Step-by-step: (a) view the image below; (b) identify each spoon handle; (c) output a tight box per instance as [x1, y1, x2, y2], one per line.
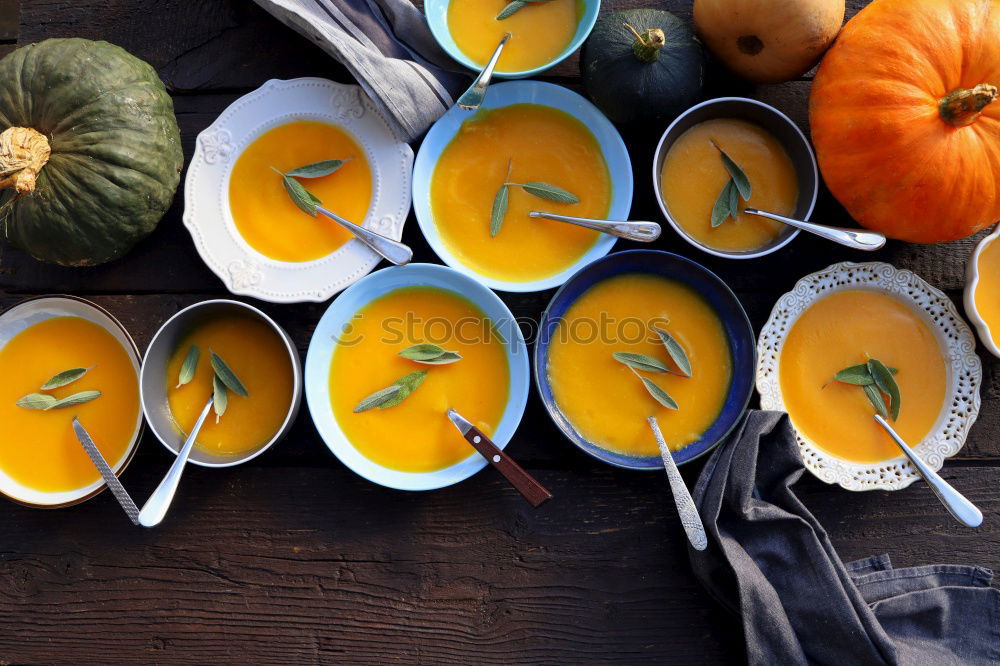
[874, 414, 983, 528]
[529, 211, 661, 242]
[316, 207, 412, 266]
[743, 208, 886, 251]
[648, 417, 708, 551]
[138, 398, 214, 528]
[456, 32, 510, 111]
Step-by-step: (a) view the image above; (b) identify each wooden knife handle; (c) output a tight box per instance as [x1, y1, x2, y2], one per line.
[461, 425, 552, 507]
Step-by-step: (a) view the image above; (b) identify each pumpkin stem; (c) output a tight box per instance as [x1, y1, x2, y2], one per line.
[624, 23, 665, 64]
[939, 84, 998, 127]
[0, 127, 50, 195]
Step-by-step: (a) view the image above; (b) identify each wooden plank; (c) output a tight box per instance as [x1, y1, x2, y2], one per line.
[0, 464, 995, 664]
[0, 0, 18, 42]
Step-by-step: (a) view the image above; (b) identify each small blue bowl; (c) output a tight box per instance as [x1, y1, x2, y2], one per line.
[305, 263, 530, 491]
[533, 249, 756, 470]
[413, 80, 633, 293]
[425, 0, 600, 79]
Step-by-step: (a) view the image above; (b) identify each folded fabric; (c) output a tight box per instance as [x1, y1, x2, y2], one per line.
[252, 0, 469, 142]
[690, 410, 999, 665]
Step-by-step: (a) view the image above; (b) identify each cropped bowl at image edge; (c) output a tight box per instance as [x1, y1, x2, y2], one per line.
[963, 226, 1000, 358]
[413, 80, 633, 293]
[534, 249, 757, 470]
[305, 263, 531, 491]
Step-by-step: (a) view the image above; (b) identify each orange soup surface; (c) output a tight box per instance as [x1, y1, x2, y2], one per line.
[974, 236, 1000, 343]
[229, 121, 372, 262]
[431, 104, 611, 283]
[329, 287, 509, 472]
[166, 314, 294, 456]
[448, 0, 579, 73]
[547, 274, 733, 456]
[0, 317, 139, 493]
[660, 118, 797, 252]
[779, 291, 947, 463]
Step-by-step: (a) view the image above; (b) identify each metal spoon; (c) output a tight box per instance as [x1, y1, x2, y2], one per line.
[529, 212, 661, 242]
[648, 416, 708, 550]
[744, 208, 886, 251]
[874, 414, 983, 528]
[138, 397, 214, 528]
[456, 33, 511, 111]
[317, 207, 412, 265]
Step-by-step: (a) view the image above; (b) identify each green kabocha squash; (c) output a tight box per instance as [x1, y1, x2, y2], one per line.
[581, 9, 705, 125]
[0, 38, 183, 266]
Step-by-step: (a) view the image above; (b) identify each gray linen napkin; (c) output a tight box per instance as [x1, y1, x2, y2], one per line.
[691, 410, 999, 665]
[252, 0, 469, 141]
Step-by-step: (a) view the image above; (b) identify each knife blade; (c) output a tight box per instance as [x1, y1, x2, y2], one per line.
[447, 408, 552, 507]
[72, 418, 140, 525]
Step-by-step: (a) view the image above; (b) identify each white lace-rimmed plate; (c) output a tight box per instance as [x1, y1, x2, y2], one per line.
[184, 78, 413, 303]
[757, 261, 982, 492]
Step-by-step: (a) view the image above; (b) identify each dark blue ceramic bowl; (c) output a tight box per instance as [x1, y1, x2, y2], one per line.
[533, 250, 756, 469]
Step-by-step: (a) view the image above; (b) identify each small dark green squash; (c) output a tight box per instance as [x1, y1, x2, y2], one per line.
[0, 38, 183, 266]
[581, 9, 705, 125]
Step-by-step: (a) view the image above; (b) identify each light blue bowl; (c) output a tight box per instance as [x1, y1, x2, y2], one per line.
[534, 250, 756, 470]
[413, 80, 633, 293]
[304, 263, 530, 491]
[425, 0, 600, 78]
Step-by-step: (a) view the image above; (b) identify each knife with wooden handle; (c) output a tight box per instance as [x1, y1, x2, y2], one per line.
[447, 408, 552, 507]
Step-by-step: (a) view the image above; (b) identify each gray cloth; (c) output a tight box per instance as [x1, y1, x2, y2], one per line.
[252, 0, 469, 142]
[691, 410, 1000, 665]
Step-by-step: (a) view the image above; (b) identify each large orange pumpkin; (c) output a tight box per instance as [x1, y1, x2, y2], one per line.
[810, 0, 1000, 244]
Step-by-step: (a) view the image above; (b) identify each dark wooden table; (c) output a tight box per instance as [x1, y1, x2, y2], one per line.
[1, 0, 997, 663]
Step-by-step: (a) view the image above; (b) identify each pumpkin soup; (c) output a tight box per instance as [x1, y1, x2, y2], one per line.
[229, 121, 372, 263]
[974, 237, 1000, 340]
[660, 118, 797, 252]
[779, 291, 947, 463]
[166, 313, 294, 456]
[431, 104, 611, 282]
[547, 274, 732, 456]
[329, 287, 509, 472]
[448, 0, 579, 73]
[0, 317, 139, 493]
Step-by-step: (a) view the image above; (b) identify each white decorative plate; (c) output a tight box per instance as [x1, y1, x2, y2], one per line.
[757, 261, 982, 492]
[184, 78, 413, 303]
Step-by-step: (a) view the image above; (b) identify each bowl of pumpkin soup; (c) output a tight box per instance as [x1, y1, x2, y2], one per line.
[964, 227, 1000, 358]
[305, 263, 529, 491]
[141, 300, 302, 467]
[425, 0, 599, 78]
[757, 262, 982, 492]
[413, 81, 632, 292]
[0, 296, 143, 508]
[185, 77, 413, 304]
[535, 250, 756, 470]
[653, 97, 818, 259]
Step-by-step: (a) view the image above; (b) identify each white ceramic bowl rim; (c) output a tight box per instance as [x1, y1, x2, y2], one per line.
[963, 226, 1000, 357]
[304, 263, 531, 491]
[412, 80, 633, 292]
[0, 296, 144, 508]
[652, 96, 818, 260]
[140, 299, 303, 468]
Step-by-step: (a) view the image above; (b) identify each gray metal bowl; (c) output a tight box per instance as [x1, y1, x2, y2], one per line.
[140, 299, 302, 467]
[652, 97, 819, 259]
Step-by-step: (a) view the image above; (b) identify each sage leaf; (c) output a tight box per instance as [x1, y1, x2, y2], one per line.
[210, 351, 249, 397]
[379, 371, 428, 409]
[863, 383, 889, 419]
[640, 377, 679, 410]
[398, 344, 463, 365]
[713, 141, 752, 201]
[176, 345, 200, 389]
[16, 393, 57, 410]
[271, 166, 322, 216]
[653, 328, 692, 377]
[613, 351, 670, 373]
[490, 184, 509, 237]
[49, 391, 101, 410]
[353, 384, 403, 413]
[285, 158, 350, 179]
[834, 364, 874, 386]
[496, 0, 527, 19]
[213, 375, 228, 423]
[521, 182, 580, 204]
[711, 180, 736, 228]
[868, 359, 901, 421]
[728, 177, 740, 219]
[40, 367, 90, 391]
